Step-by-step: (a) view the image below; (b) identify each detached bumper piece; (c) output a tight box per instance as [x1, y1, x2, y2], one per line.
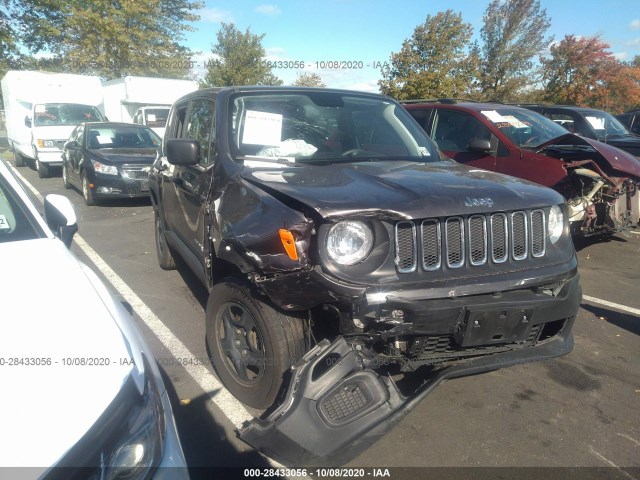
[239, 321, 575, 467]
[239, 337, 406, 467]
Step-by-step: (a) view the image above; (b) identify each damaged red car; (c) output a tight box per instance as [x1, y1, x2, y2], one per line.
[403, 100, 640, 237]
[150, 87, 581, 466]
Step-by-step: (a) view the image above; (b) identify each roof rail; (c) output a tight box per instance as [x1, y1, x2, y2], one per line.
[399, 98, 480, 105]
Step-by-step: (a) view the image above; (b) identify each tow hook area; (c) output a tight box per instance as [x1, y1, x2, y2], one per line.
[238, 337, 407, 467]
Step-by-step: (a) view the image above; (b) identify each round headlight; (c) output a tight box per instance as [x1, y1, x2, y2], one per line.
[326, 221, 373, 265]
[548, 205, 564, 244]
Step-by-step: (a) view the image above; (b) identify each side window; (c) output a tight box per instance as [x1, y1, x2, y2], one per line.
[162, 103, 188, 157]
[630, 115, 640, 135]
[547, 113, 575, 133]
[185, 99, 215, 166]
[432, 109, 490, 152]
[133, 112, 141, 124]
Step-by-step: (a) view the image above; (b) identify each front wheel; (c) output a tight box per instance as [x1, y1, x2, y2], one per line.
[82, 173, 96, 206]
[37, 159, 50, 178]
[154, 206, 176, 270]
[206, 279, 305, 409]
[13, 149, 25, 167]
[62, 162, 71, 189]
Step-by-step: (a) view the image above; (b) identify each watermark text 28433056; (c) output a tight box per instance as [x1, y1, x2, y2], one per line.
[265, 60, 390, 70]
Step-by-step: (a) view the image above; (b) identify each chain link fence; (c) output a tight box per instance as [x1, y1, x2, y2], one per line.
[0, 110, 9, 156]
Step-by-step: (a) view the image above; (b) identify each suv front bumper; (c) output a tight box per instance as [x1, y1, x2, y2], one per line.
[240, 316, 575, 467]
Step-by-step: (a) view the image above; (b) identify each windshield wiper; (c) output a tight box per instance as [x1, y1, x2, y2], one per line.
[238, 155, 298, 165]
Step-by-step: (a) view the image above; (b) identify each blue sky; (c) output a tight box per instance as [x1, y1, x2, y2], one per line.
[186, 0, 640, 91]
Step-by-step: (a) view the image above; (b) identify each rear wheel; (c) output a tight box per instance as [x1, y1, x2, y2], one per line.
[206, 279, 305, 409]
[82, 173, 96, 206]
[154, 206, 176, 270]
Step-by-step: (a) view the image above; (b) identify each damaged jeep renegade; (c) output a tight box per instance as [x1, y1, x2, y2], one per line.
[150, 87, 581, 466]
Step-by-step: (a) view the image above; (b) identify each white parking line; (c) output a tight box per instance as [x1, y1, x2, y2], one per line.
[8, 164, 253, 430]
[583, 295, 640, 317]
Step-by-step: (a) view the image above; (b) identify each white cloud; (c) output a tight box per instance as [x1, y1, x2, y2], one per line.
[199, 7, 234, 23]
[629, 37, 640, 47]
[630, 19, 640, 30]
[265, 47, 287, 61]
[255, 4, 281, 16]
[613, 51, 628, 61]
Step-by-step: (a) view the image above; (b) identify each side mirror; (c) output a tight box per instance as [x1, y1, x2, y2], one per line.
[468, 138, 492, 154]
[65, 140, 80, 150]
[24, 116, 32, 128]
[44, 194, 78, 248]
[166, 138, 200, 166]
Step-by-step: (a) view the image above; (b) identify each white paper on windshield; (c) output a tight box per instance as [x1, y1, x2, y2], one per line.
[242, 110, 283, 146]
[147, 114, 156, 122]
[96, 135, 112, 145]
[481, 110, 509, 123]
[585, 116, 605, 130]
[0, 214, 10, 230]
[501, 115, 529, 128]
[418, 147, 431, 156]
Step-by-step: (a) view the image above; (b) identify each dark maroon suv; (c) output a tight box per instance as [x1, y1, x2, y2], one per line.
[403, 100, 640, 237]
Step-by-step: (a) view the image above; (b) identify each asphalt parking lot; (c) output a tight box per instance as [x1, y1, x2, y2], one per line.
[3, 154, 640, 479]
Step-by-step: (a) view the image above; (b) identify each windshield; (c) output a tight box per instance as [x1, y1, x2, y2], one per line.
[479, 108, 569, 148]
[34, 104, 104, 127]
[87, 125, 161, 149]
[229, 91, 440, 165]
[582, 110, 631, 139]
[144, 108, 169, 128]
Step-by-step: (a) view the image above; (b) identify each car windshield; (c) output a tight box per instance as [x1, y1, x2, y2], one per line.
[87, 125, 161, 149]
[0, 172, 45, 243]
[581, 110, 631, 139]
[229, 91, 440, 165]
[144, 108, 169, 128]
[34, 103, 104, 127]
[479, 107, 569, 148]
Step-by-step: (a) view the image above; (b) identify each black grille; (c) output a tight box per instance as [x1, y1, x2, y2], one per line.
[395, 221, 417, 272]
[395, 210, 547, 273]
[319, 383, 368, 424]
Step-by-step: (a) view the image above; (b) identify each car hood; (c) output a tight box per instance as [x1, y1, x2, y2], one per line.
[540, 134, 640, 177]
[32, 125, 75, 140]
[0, 239, 133, 468]
[241, 160, 564, 219]
[89, 148, 157, 164]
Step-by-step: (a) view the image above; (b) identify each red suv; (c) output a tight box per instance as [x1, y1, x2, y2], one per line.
[403, 100, 640, 237]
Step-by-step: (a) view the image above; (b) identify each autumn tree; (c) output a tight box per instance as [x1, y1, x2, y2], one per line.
[12, 0, 201, 79]
[540, 35, 620, 107]
[378, 10, 479, 100]
[201, 23, 282, 87]
[479, 0, 552, 101]
[292, 72, 325, 87]
[0, 1, 23, 108]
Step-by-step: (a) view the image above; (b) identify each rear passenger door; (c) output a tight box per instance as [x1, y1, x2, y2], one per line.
[163, 97, 216, 267]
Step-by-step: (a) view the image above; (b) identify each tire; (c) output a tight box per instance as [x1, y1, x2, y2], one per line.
[37, 159, 50, 178]
[154, 206, 176, 270]
[13, 149, 25, 167]
[62, 162, 71, 189]
[206, 279, 305, 409]
[82, 173, 96, 206]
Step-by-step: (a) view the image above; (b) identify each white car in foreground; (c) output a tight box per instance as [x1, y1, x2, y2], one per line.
[0, 158, 188, 479]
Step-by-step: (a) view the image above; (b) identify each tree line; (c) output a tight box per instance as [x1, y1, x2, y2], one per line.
[1, 0, 638, 113]
[379, 1, 640, 113]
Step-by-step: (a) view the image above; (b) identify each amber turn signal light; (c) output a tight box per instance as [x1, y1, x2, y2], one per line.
[279, 229, 298, 260]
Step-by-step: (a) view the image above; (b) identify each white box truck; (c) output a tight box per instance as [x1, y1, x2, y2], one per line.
[102, 76, 198, 137]
[1, 70, 106, 177]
